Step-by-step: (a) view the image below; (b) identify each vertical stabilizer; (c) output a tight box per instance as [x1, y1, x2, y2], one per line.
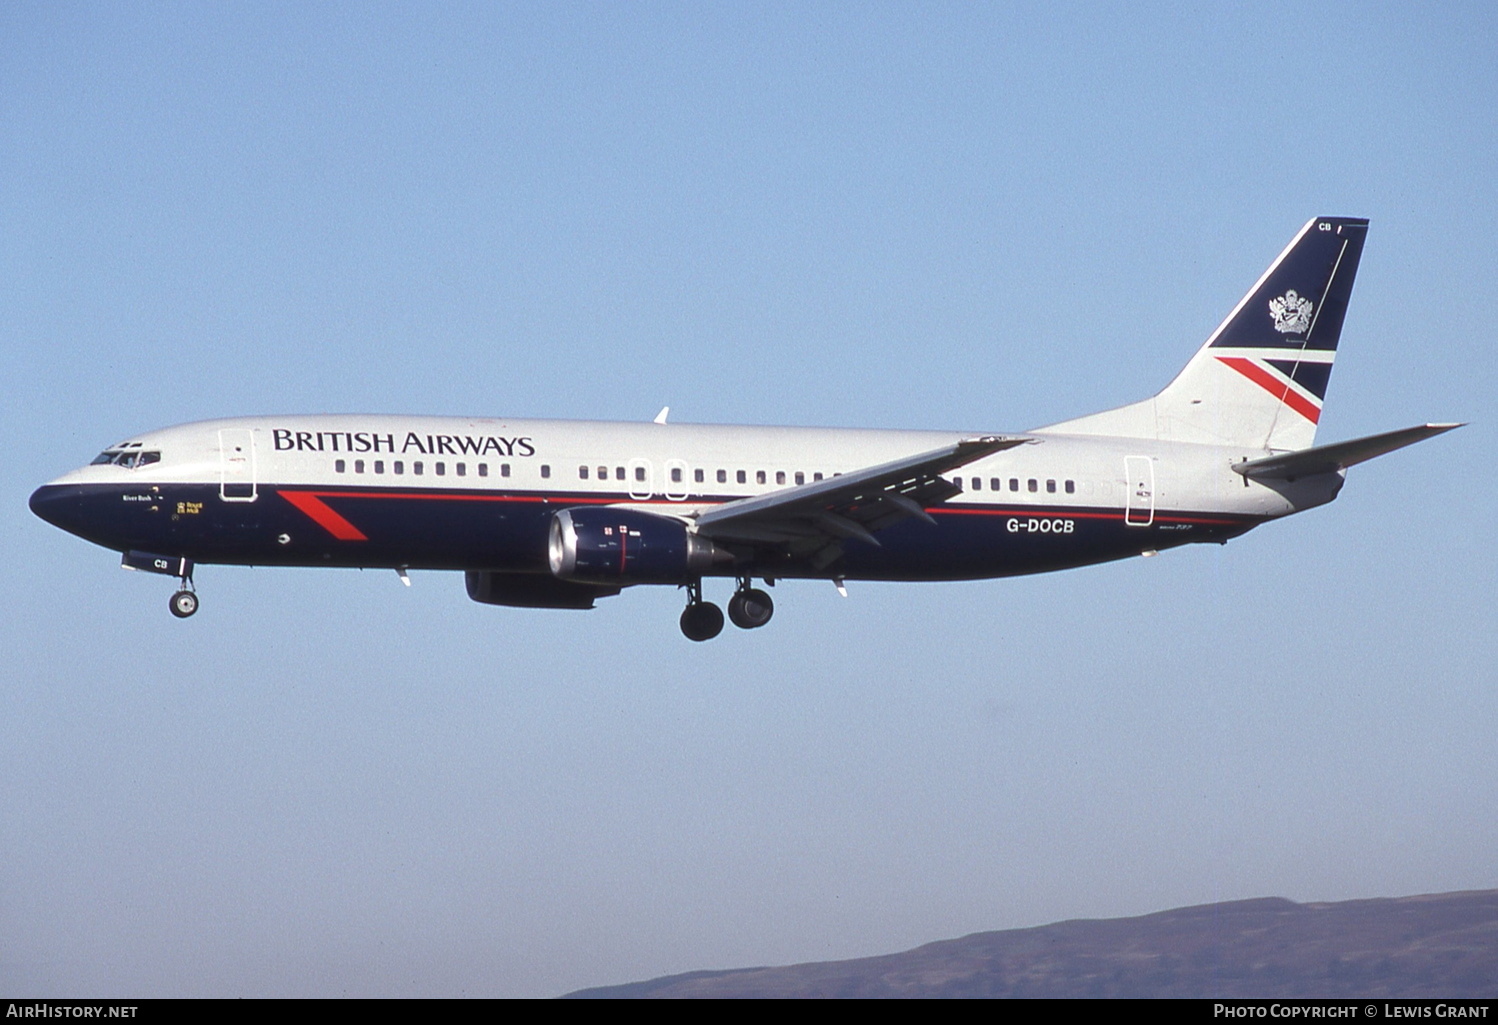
[1041, 217, 1368, 451]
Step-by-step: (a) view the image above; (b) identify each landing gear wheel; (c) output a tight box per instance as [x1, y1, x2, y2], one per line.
[727, 588, 774, 630]
[169, 590, 199, 619]
[680, 601, 724, 641]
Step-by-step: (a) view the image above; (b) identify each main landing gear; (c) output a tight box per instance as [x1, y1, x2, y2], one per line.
[679, 578, 775, 641]
[680, 588, 724, 642]
[727, 584, 774, 630]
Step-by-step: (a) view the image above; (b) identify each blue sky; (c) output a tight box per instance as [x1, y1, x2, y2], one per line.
[3, 2, 1494, 997]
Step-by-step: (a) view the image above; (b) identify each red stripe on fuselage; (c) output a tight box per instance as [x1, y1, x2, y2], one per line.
[277, 486, 1253, 538]
[1215, 356, 1321, 424]
[277, 490, 370, 540]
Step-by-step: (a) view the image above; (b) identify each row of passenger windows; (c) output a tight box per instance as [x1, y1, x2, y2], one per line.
[332, 458, 1078, 498]
[334, 459, 511, 477]
[582, 466, 826, 486]
[963, 477, 1076, 494]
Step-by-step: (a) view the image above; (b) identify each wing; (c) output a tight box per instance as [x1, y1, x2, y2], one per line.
[692, 435, 1029, 570]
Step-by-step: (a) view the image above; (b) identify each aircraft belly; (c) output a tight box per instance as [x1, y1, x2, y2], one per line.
[758, 505, 1259, 582]
[35, 483, 1263, 580]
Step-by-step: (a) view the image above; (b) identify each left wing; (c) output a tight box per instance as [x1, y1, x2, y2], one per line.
[692, 435, 1029, 569]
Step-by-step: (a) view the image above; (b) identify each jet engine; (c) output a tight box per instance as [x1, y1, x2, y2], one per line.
[549, 507, 728, 585]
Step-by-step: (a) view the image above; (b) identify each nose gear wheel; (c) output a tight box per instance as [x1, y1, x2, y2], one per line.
[169, 589, 199, 618]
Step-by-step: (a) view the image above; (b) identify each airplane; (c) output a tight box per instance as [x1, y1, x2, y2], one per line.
[30, 216, 1462, 640]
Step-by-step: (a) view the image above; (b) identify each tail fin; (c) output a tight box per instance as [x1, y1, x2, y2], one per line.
[1041, 217, 1369, 451]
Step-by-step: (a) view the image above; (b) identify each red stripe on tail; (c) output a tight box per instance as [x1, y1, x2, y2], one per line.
[1215, 356, 1321, 424]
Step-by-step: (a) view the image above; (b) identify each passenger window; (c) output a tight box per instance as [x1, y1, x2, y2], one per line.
[1028, 479, 1038, 493]
[541, 465, 551, 479]
[736, 470, 746, 484]
[814, 472, 823, 481]
[671, 467, 683, 483]
[501, 463, 511, 477]
[971, 477, 981, 490]
[775, 471, 785, 485]
[694, 468, 705, 483]
[579, 466, 589, 479]
[414, 462, 424, 475]
[374, 460, 384, 474]
[435, 462, 445, 475]
[456, 463, 466, 476]
[990, 478, 1001, 491]
[635, 466, 646, 482]
[1010, 478, 1019, 492]
[597, 467, 607, 479]
[615, 466, 624, 480]
[756, 470, 766, 485]
[479, 464, 488, 477]
[717, 469, 727, 484]
[1046, 479, 1056, 493]
[354, 460, 365, 474]
[335, 459, 346, 473]
[394, 461, 404, 475]
[1065, 480, 1075, 494]
[795, 472, 805, 485]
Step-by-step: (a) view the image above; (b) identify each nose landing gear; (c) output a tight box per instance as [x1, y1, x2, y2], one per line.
[168, 564, 198, 619]
[169, 587, 199, 618]
[121, 550, 199, 618]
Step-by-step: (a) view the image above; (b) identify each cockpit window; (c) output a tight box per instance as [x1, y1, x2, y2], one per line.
[90, 449, 161, 468]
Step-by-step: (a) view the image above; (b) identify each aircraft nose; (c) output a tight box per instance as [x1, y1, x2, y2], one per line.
[30, 484, 86, 536]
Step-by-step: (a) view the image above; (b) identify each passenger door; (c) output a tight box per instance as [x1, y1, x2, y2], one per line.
[219, 429, 258, 501]
[1124, 456, 1154, 527]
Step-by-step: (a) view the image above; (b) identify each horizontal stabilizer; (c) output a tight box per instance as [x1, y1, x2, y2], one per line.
[1233, 423, 1464, 481]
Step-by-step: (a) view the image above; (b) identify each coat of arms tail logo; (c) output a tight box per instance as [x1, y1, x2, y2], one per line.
[1269, 290, 1313, 334]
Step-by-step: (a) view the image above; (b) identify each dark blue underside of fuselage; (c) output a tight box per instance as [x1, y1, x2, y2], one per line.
[30, 483, 1262, 582]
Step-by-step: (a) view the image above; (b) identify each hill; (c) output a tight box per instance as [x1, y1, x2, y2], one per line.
[564, 890, 1498, 998]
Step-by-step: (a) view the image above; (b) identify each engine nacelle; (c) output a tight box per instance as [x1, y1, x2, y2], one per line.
[465, 570, 618, 609]
[549, 507, 728, 585]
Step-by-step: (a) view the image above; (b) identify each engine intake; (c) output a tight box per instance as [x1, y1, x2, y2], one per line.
[549, 507, 728, 585]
